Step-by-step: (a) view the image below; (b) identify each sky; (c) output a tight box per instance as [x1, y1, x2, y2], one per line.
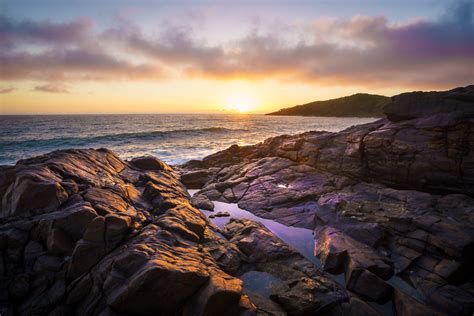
[0, 0, 473, 114]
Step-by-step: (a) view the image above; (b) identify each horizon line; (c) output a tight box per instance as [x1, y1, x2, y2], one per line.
[0, 111, 269, 116]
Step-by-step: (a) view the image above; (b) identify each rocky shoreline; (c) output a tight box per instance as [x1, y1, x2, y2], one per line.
[1, 85, 473, 315]
[181, 85, 474, 315]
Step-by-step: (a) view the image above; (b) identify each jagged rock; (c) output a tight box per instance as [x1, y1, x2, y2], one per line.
[345, 269, 393, 303]
[315, 227, 392, 279]
[183, 274, 252, 316]
[181, 86, 474, 315]
[0, 149, 254, 315]
[180, 170, 211, 189]
[183, 87, 474, 196]
[2, 86, 474, 315]
[224, 219, 349, 315]
[393, 289, 444, 316]
[1, 169, 69, 218]
[209, 211, 229, 218]
[323, 294, 382, 316]
[191, 194, 215, 211]
[383, 85, 474, 122]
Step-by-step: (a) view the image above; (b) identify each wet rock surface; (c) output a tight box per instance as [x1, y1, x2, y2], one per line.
[182, 86, 474, 315]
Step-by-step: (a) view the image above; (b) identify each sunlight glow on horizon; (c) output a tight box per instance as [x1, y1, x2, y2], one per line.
[225, 95, 258, 113]
[0, 0, 472, 114]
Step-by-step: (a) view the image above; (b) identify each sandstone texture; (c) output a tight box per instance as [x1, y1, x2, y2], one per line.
[181, 86, 474, 315]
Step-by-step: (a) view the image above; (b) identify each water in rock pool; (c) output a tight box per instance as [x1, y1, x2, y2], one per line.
[240, 271, 283, 298]
[188, 190, 410, 315]
[0, 114, 376, 165]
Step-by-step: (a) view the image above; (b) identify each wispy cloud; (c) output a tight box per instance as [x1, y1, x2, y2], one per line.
[33, 83, 70, 93]
[0, 87, 15, 94]
[1, 0, 473, 89]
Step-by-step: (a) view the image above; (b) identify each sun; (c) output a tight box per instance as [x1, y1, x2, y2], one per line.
[225, 95, 256, 113]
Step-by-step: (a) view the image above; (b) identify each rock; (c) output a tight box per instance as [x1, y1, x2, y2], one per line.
[191, 194, 215, 211]
[224, 219, 349, 314]
[315, 227, 393, 279]
[183, 88, 474, 197]
[323, 295, 382, 316]
[345, 269, 393, 303]
[393, 289, 444, 316]
[180, 169, 212, 189]
[33, 255, 63, 273]
[180, 86, 474, 315]
[129, 156, 167, 171]
[209, 211, 230, 218]
[270, 277, 346, 316]
[8, 274, 30, 300]
[383, 85, 474, 122]
[24, 240, 44, 269]
[2, 86, 474, 315]
[0, 149, 253, 315]
[183, 273, 250, 315]
[1, 169, 68, 218]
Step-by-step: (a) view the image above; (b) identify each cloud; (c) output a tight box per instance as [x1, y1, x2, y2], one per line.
[33, 83, 70, 93]
[0, 48, 163, 81]
[0, 16, 93, 48]
[0, 87, 15, 94]
[1, 0, 473, 89]
[0, 15, 163, 81]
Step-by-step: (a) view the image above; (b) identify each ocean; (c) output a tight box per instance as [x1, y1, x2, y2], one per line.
[0, 114, 377, 166]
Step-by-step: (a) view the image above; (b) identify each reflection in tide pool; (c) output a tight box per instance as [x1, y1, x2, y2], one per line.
[201, 200, 318, 263]
[240, 271, 282, 298]
[188, 190, 346, 286]
[189, 190, 396, 315]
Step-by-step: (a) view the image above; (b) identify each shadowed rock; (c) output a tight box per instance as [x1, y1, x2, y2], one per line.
[224, 218, 349, 315]
[383, 85, 474, 122]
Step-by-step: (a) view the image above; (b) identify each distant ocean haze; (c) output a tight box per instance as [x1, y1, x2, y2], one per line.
[0, 114, 377, 165]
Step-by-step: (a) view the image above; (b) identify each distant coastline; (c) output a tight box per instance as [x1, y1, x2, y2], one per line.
[267, 93, 390, 117]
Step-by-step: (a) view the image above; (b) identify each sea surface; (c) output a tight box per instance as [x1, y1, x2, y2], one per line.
[0, 114, 377, 166]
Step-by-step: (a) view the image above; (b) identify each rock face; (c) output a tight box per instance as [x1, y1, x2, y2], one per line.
[182, 86, 474, 315]
[0, 149, 256, 315]
[223, 218, 352, 316]
[383, 85, 474, 121]
[0, 149, 358, 316]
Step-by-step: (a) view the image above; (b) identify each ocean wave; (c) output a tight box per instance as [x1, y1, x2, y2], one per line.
[1, 127, 249, 148]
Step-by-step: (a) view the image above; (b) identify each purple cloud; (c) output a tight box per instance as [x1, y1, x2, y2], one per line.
[0, 16, 92, 48]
